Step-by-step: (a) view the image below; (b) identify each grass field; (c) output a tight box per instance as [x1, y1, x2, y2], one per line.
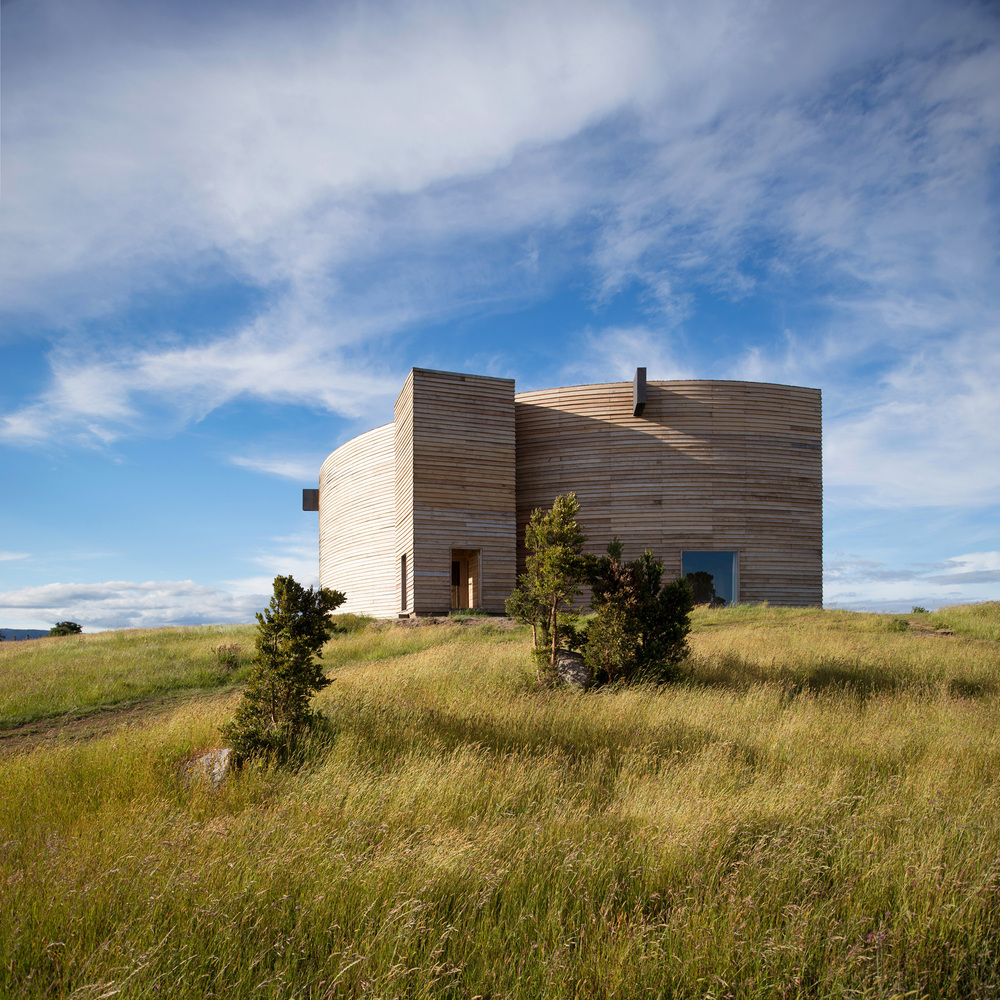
[0, 624, 253, 728]
[2, 603, 999, 998]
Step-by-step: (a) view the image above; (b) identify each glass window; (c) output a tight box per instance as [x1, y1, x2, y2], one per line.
[681, 551, 738, 606]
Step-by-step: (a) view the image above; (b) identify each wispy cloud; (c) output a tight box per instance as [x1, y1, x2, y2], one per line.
[824, 327, 1000, 506]
[0, 303, 402, 446]
[0, 552, 30, 562]
[561, 326, 694, 385]
[5, 1, 996, 411]
[230, 455, 324, 482]
[0, 529, 327, 630]
[232, 532, 321, 593]
[1, 0, 658, 319]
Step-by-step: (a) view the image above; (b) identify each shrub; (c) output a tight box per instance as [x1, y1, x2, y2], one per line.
[221, 575, 346, 764]
[584, 539, 694, 684]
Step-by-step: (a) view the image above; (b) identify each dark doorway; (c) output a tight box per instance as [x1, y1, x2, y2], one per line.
[450, 549, 481, 609]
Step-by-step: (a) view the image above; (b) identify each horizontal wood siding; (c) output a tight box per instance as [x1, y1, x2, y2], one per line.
[407, 369, 517, 615]
[318, 423, 398, 618]
[514, 380, 822, 606]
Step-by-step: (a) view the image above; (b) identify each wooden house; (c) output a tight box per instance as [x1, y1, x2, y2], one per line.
[305, 367, 822, 615]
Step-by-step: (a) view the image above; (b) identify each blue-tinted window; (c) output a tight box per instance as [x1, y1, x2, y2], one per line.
[681, 551, 738, 605]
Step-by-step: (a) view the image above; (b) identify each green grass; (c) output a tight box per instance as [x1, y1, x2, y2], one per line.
[2, 604, 1000, 998]
[933, 600, 1000, 640]
[0, 624, 256, 728]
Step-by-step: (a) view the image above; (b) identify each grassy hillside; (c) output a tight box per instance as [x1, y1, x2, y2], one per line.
[0, 624, 255, 729]
[2, 603, 999, 998]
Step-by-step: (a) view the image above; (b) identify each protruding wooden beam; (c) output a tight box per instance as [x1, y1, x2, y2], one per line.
[302, 488, 319, 511]
[632, 367, 647, 417]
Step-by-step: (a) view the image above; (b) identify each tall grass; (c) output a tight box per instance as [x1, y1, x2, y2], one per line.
[2, 607, 1000, 997]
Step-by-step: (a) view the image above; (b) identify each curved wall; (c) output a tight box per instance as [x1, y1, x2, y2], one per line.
[514, 380, 822, 606]
[318, 422, 399, 618]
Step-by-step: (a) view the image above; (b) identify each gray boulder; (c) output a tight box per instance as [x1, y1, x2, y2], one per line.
[181, 748, 232, 789]
[554, 649, 595, 689]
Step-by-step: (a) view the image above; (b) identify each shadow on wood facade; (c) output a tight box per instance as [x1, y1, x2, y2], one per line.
[310, 367, 822, 616]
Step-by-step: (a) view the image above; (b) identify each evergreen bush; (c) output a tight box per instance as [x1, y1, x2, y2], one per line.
[584, 539, 693, 684]
[507, 500, 693, 688]
[505, 493, 587, 684]
[221, 575, 345, 764]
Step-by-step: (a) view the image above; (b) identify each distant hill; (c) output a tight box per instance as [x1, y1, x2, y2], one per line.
[1, 628, 48, 641]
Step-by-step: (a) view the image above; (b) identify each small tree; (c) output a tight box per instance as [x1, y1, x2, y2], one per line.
[506, 493, 587, 683]
[584, 539, 693, 684]
[49, 621, 83, 636]
[221, 575, 345, 763]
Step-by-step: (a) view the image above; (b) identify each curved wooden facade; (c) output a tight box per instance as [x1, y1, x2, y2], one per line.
[318, 423, 398, 619]
[514, 380, 822, 606]
[313, 369, 822, 613]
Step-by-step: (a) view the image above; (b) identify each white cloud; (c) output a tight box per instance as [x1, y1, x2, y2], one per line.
[1, 0, 660, 318]
[6, 0, 993, 332]
[0, 533, 327, 630]
[0, 552, 30, 562]
[925, 552, 1000, 585]
[0, 579, 267, 630]
[233, 532, 320, 593]
[0, 530, 321, 631]
[824, 328, 1000, 507]
[0, 306, 402, 445]
[824, 550, 1000, 610]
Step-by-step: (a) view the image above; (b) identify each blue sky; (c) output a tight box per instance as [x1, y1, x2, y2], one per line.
[2, 0, 998, 629]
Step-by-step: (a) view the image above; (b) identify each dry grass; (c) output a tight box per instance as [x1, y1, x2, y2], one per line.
[2, 605, 999, 998]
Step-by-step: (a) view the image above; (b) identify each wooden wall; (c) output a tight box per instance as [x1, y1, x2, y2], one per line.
[514, 380, 822, 606]
[394, 373, 415, 613]
[398, 369, 517, 615]
[318, 422, 399, 618]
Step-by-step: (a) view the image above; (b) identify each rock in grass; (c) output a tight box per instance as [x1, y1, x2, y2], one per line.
[181, 748, 232, 789]
[554, 649, 594, 689]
